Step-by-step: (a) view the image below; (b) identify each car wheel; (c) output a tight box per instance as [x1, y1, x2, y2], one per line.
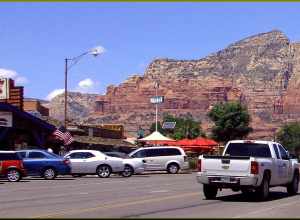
[287, 172, 299, 196]
[167, 163, 179, 174]
[43, 168, 56, 180]
[203, 184, 218, 200]
[255, 174, 270, 201]
[7, 169, 21, 182]
[97, 165, 112, 178]
[122, 165, 134, 177]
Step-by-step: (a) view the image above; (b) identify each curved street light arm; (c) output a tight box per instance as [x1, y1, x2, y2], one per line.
[67, 51, 90, 70]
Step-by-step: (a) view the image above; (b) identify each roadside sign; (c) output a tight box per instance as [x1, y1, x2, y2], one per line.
[162, 122, 176, 129]
[150, 96, 164, 104]
[0, 78, 9, 100]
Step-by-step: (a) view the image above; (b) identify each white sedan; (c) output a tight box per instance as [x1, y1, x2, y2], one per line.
[64, 150, 124, 178]
[105, 151, 146, 177]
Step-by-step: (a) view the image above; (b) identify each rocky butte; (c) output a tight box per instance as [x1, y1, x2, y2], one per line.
[49, 30, 300, 139]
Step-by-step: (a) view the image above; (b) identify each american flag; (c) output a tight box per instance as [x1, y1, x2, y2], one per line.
[53, 126, 74, 146]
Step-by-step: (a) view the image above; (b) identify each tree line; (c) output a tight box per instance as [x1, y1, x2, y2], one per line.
[146, 101, 300, 155]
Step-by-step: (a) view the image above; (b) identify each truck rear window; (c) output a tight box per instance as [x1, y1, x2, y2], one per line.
[225, 143, 271, 158]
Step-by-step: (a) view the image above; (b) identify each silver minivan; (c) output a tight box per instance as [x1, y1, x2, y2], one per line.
[128, 146, 189, 174]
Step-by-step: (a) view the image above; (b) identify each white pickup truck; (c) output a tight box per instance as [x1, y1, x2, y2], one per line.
[197, 140, 299, 200]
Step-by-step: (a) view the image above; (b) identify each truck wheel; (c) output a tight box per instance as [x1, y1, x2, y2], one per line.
[203, 184, 218, 200]
[256, 174, 269, 201]
[287, 172, 299, 196]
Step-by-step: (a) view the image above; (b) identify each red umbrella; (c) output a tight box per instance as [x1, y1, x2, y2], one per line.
[176, 138, 196, 146]
[176, 138, 218, 152]
[194, 138, 218, 146]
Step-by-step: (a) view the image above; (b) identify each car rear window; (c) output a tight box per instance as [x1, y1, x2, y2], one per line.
[0, 152, 21, 160]
[28, 152, 47, 159]
[161, 148, 181, 156]
[225, 143, 271, 158]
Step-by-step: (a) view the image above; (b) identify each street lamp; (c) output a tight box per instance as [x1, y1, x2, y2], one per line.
[64, 46, 105, 128]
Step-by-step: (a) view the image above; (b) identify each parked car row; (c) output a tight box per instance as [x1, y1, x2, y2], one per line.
[0, 146, 190, 182]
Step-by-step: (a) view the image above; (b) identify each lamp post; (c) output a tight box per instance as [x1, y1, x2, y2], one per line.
[64, 46, 105, 128]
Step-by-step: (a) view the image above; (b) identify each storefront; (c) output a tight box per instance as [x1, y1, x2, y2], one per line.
[0, 102, 56, 150]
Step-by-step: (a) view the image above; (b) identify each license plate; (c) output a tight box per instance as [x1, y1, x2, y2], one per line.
[221, 176, 231, 182]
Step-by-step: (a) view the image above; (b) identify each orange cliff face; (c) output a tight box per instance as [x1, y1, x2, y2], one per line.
[49, 30, 300, 139]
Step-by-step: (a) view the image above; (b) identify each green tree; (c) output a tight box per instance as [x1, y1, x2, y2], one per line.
[208, 102, 252, 143]
[276, 122, 300, 153]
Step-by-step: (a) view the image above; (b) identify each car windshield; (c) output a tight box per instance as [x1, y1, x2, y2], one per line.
[225, 143, 272, 158]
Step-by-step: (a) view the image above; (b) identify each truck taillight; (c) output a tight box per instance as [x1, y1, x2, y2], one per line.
[251, 161, 259, 174]
[20, 162, 24, 169]
[197, 159, 202, 172]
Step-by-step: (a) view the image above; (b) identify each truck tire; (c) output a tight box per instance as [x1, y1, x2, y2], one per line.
[203, 184, 218, 200]
[287, 171, 299, 196]
[255, 174, 269, 201]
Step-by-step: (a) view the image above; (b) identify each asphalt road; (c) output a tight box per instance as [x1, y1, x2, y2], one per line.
[1, 172, 300, 218]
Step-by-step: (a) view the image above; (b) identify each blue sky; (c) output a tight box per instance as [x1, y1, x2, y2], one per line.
[1, 2, 300, 100]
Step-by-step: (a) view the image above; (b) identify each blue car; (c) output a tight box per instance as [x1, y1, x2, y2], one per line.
[17, 149, 71, 180]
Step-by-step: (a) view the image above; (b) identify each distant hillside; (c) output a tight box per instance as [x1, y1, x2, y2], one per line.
[49, 30, 300, 139]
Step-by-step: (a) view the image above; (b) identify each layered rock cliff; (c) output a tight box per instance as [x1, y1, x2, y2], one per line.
[50, 30, 300, 139]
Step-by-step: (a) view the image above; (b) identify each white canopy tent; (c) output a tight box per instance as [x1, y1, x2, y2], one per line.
[139, 131, 174, 141]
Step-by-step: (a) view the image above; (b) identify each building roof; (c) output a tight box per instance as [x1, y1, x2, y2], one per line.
[0, 102, 55, 132]
[73, 135, 136, 147]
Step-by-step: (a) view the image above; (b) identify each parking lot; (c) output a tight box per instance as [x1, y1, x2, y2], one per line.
[1, 172, 300, 218]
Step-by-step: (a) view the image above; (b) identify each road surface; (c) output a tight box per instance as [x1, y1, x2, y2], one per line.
[1, 172, 300, 218]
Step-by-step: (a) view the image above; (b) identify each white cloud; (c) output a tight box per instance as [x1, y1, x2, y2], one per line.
[46, 78, 100, 100]
[75, 78, 100, 93]
[46, 88, 64, 100]
[78, 78, 94, 89]
[0, 68, 29, 85]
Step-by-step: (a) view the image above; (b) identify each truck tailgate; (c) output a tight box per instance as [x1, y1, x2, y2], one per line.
[202, 155, 251, 176]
